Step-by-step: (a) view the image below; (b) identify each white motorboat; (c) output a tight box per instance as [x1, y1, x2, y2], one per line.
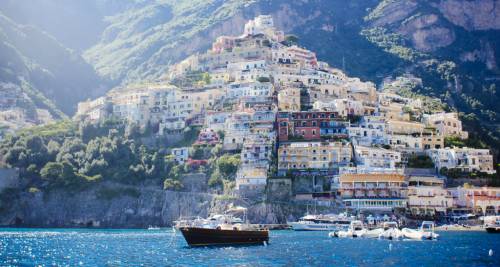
[329, 220, 366, 238]
[362, 227, 384, 238]
[290, 213, 353, 231]
[379, 222, 402, 240]
[147, 226, 161, 230]
[402, 221, 439, 240]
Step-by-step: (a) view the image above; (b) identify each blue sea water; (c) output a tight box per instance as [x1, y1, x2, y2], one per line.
[0, 228, 499, 266]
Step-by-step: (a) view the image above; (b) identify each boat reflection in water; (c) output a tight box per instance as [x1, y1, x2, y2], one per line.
[176, 206, 269, 247]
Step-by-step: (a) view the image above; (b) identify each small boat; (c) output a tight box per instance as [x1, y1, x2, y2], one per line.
[147, 226, 160, 230]
[363, 227, 384, 238]
[484, 216, 500, 233]
[379, 222, 402, 240]
[329, 220, 366, 238]
[290, 213, 353, 231]
[402, 221, 439, 240]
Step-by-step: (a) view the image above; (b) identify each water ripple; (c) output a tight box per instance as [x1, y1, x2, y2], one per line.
[0, 229, 498, 266]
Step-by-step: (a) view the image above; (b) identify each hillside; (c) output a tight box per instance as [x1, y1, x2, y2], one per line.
[82, 0, 500, 155]
[0, 10, 112, 136]
[0, 0, 498, 154]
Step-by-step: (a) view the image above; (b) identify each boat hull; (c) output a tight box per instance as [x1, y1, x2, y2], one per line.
[180, 227, 269, 247]
[485, 227, 500, 233]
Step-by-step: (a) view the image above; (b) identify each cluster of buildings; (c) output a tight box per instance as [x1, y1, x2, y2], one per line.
[75, 16, 498, 216]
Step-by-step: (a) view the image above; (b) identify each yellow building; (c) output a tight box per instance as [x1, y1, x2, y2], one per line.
[338, 173, 407, 210]
[278, 87, 301, 111]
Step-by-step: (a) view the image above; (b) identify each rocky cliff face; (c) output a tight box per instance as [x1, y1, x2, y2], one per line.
[437, 0, 500, 31]
[1, 184, 214, 228]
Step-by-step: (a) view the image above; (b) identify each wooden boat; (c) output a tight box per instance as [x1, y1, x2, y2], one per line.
[180, 227, 269, 247]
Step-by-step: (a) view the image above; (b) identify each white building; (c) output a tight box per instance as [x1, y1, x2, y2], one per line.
[313, 98, 364, 116]
[243, 15, 284, 42]
[354, 145, 402, 169]
[348, 116, 387, 146]
[427, 147, 496, 174]
[226, 82, 273, 99]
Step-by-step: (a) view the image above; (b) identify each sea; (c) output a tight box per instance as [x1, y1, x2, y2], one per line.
[0, 228, 499, 266]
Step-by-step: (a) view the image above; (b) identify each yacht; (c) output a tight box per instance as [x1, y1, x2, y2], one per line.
[177, 207, 269, 247]
[402, 221, 439, 240]
[379, 222, 403, 240]
[329, 220, 366, 238]
[290, 213, 353, 231]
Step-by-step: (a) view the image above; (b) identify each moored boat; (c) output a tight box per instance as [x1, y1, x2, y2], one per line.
[290, 213, 353, 231]
[483, 216, 500, 233]
[362, 227, 384, 239]
[379, 222, 402, 240]
[179, 226, 269, 247]
[402, 221, 439, 240]
[177, 206, 269, 247]
[329, 220, 366, 238]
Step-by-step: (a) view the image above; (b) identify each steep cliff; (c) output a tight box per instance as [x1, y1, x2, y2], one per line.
[1, 184, 215, 228]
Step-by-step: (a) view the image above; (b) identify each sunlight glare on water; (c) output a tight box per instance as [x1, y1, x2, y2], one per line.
[0, 228, 499, 266]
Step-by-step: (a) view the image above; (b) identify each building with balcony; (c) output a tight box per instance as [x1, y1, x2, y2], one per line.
[353, 145, 402, 169]
[277, 111, 349, 142]
[407, 176, 453, 216]
[278, 141, 352, 173]
[338, 172, 407, 211]
[427, 147, 496, 174]
[450, 186, 500, 215]
[241, 136, 273, 166]
[348, 116, 387, 146]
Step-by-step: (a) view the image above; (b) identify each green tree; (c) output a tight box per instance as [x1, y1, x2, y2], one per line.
[163, 178, 183, 191]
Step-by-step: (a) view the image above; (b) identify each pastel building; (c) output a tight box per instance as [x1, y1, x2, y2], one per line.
[450, 186, 500, 215]
[278, 87, 301, 111]
[278, 141, 352, 172]
[407, 176, 453, 216]
[353, 145, 402, 169]
[277, 111, 350, 142]
[423, 112, 468, 139]
[337, 172, 407, 211]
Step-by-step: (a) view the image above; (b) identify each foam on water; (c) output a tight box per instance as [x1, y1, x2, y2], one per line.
[0, 229, 499, 266]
